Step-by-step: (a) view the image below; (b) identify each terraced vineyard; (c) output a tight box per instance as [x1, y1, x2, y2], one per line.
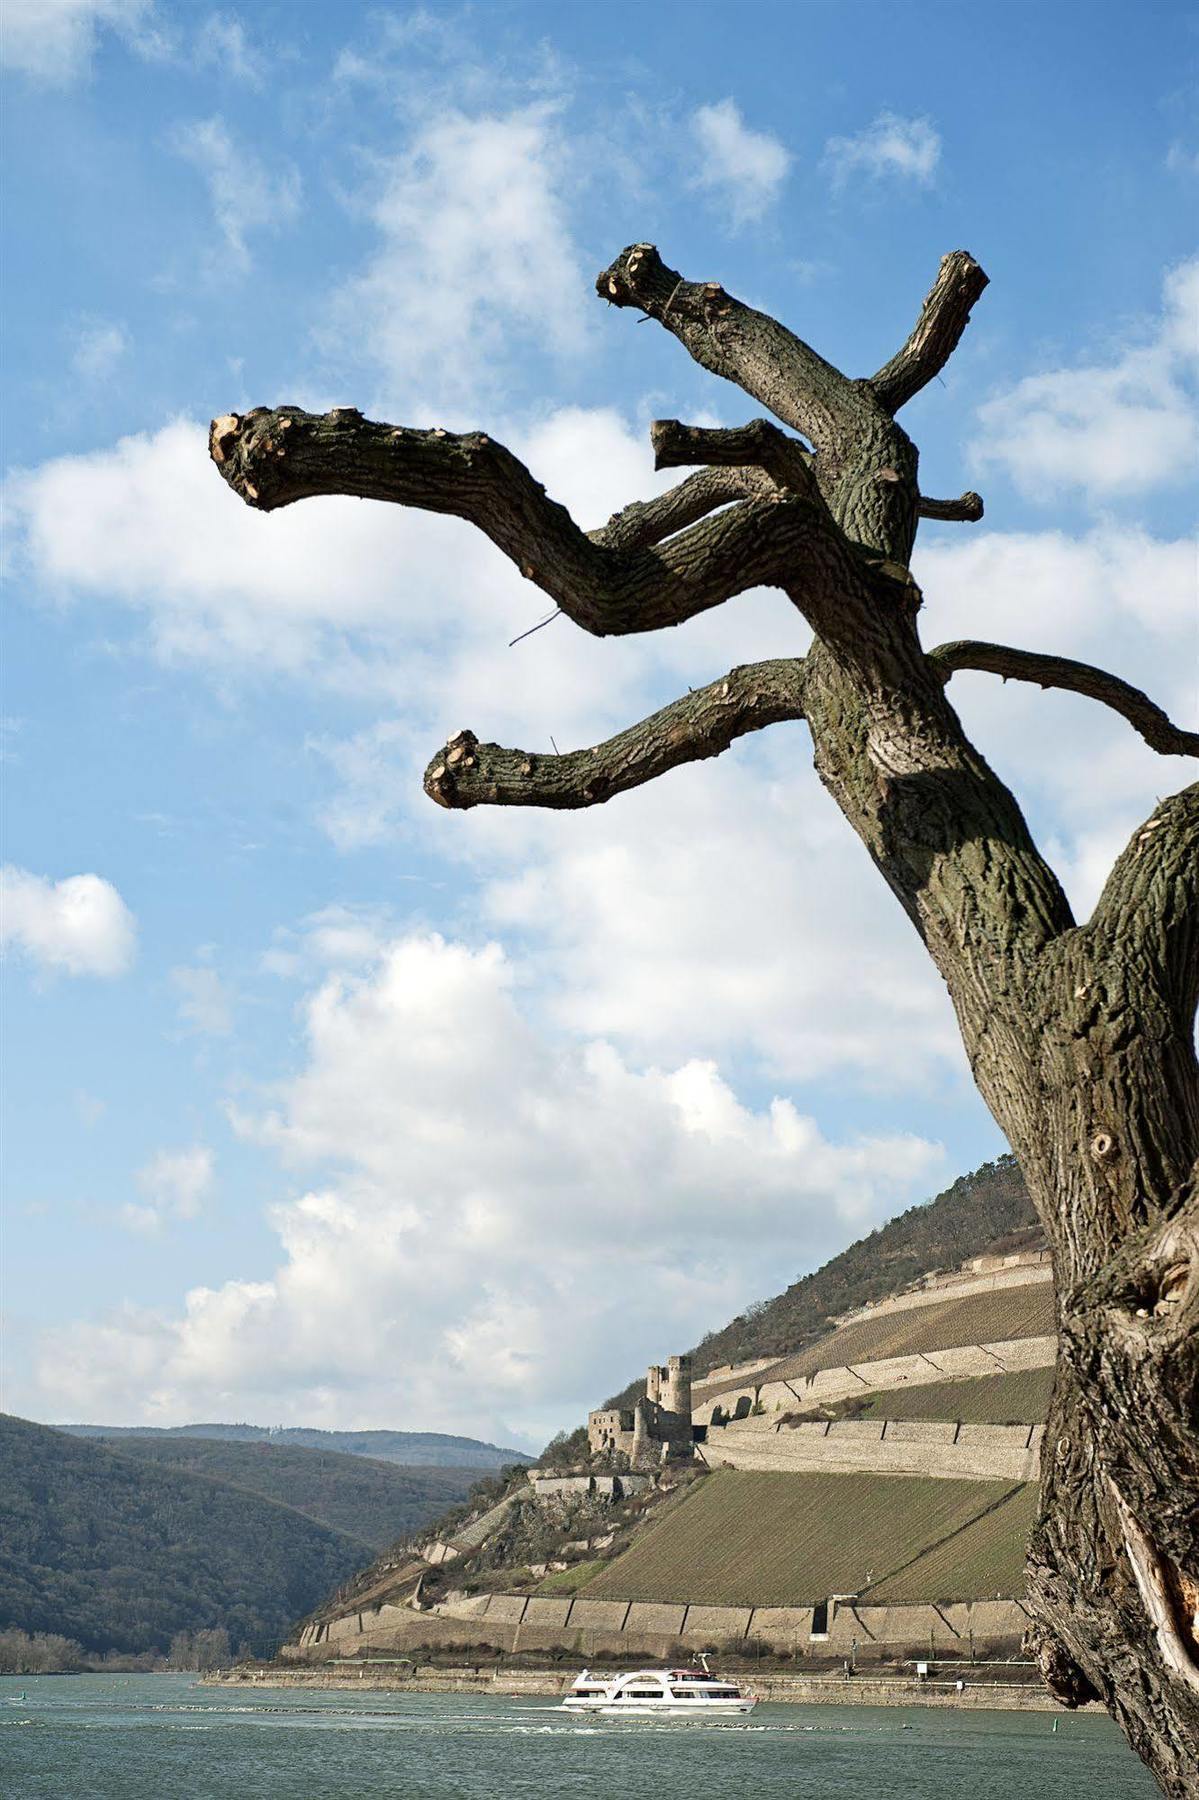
[867, 1481, 1038, 1602]
[582, 1469, 1033, 1606]
[729, 1281, 1057, 1392]
[817, 1366, 1056, 1425]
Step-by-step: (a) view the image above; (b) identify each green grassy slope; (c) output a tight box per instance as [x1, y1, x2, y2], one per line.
[98, 1436, 484, 1549]
[0, 1415, 367, 1655]
[582, 1469, 1032, 1607]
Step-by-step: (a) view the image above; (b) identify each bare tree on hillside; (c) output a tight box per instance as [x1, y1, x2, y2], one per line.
[210, 246, 1198, 1793]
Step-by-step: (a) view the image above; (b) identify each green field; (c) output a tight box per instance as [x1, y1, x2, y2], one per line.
[818, 1365, 1056, 1425]
[581, 1470, 1033, 1606]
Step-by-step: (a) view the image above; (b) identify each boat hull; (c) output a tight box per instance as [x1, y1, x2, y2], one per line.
[560, 1698, 756, 1716]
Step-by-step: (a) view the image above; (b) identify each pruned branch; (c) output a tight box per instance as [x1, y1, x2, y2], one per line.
[918, 490, 984, 523]
[650, 418, 820, 500]
[871, 251, 990, 413]
[589, 467, 769, 551]
[597, 243, 857, 454]
[210, 407, 826, 639]
[423, 658, 806, 811]
[929, 641, 1199, 758]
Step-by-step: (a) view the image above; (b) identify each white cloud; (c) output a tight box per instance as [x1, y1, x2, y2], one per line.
[171, 116, 300, 270]
[326, 105, 588, 418]
[36, 933, 943, 1438]
[1166, 142, 1199, 176]
[973, 258, 1199, 501]
[70, 318, 130, 382]
[0, 0, 158, 85]
[171, 961, 233, 1036]
[690, 99, 790, 226]
[1, 866, 136, 977]
[824, 111, 940, 188]
[194, 12, 263, 86]
[124, 1145, 214, 1232]
[469, 745, 963, 1089]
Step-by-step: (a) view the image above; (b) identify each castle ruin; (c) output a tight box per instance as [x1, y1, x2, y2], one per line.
[588, 1354, 694, 1464]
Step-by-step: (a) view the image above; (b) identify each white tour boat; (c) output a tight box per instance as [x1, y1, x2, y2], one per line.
[561, 1663, 757, 1716]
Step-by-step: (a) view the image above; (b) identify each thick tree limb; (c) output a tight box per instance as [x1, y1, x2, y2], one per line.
[597, 243, 858, 454]
[650, 418, 820, 500]
[918, 490, 984, 522]
[1090, 783, 1199, 1021]
[870, 251, 990, 413]
[423, 658, 805, 811]
[929, 640, 1199, 757]
[589, 467, 769, 551]
[209, 407, 827, 638]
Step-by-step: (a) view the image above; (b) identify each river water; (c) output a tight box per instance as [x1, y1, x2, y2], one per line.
[0, 1673, 1157, 1798]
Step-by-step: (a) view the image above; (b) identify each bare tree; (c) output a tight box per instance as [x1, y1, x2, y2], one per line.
[210, 245, 1198, 1793]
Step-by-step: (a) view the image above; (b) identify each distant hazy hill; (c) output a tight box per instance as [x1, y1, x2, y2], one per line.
[605, 1155, 1037, 1409]
[61, 1422, 532, 1470]
[88, 1435, 484, 1549]
[0, 1415, 366, 1655]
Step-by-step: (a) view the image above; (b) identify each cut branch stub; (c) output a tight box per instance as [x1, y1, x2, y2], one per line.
[649, 417, 820, 502]
[870, 251, 990, 413]
[918, 490, 984, 523]
[422, 658, 806, 812]
[596, 243, 857, 459]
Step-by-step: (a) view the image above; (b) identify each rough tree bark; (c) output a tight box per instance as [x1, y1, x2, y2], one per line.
[210, 246, 1199, 1793]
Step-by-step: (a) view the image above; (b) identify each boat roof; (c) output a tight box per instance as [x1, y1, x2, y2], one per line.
[574, 1667, 732, 1684]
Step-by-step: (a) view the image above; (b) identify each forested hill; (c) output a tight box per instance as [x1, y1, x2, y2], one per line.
[79, 1435, 483, 1550]
[0, 1415, 366, 1656]
[605, 1156, 1038, 1408]
[60, 1422, 531, 1470]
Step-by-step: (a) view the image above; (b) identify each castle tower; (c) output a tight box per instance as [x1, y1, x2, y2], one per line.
[645, 1364, 662, 1405]
[665, 1354, 693, 1420]
[631, 1398, 649, 1464]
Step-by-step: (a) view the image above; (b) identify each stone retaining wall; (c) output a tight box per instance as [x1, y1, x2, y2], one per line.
[213, 1664, 1090, 1713]
[292, 1589, 1030, 1663]
[698, 1418, 1043, 1482]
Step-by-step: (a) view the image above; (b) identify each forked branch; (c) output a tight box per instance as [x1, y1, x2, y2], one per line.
[871, 251, 990, 413]
[589, 467, 770, 551]
[929, 641, 1199, 757]
[423, 658, 806, 811]
[209, 407, 825, 638]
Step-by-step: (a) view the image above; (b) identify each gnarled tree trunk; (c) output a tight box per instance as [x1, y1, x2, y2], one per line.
[209, 242, 1199, 1792]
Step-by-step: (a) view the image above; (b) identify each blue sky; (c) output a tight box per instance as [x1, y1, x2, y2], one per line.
[2, 0, 1196, 1452]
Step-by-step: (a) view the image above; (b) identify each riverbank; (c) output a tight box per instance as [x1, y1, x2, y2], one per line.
[204, 1662, 1096, 1711]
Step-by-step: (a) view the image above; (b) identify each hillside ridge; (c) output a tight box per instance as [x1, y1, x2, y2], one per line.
[60, 1422, 531, 1469]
